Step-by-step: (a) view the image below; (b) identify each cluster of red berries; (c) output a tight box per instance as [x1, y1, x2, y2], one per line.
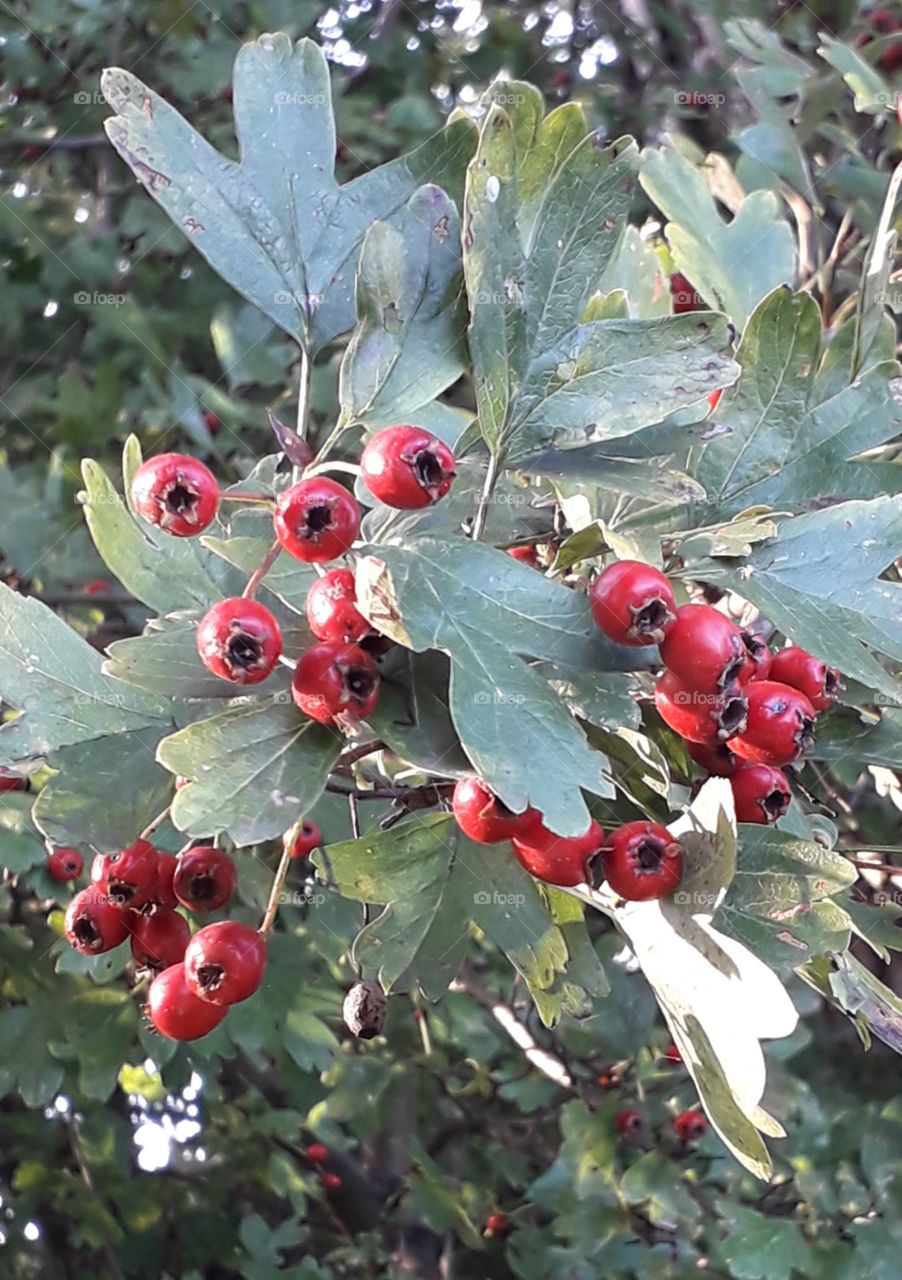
[591, 560, 841, 826]
[616, 1106, 707, 1144]
[305, 1143, 342, 1193]
[131, 424, 456, 730]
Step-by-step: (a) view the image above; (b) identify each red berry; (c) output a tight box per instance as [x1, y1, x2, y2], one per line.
[173, 847, 237, 912]
[306, 1143, 328, 1164]
[484, 1212, 513, 1239]
[291, 641, 380, 727]
[686, 739, 738, 777]
[196, 597, 282, 685]
[47, 847, 84, 882]
[360, 425, 455, 509]
[590, 561, 677, 647]
[616, 1108, 643, 1136]
[707, 388, 723, 413]
[153, 851, 179, 909]
[664, 1042, 683, 1064]
[322, 1172, 342, 1191]
[84, 578, 112, 596]
[305, 568, 371, 643]
[729, 681, 816, 766]
[130, 908, 191, 970]
[283, 819, 322, 860]
[730, 764, 791, 824]
[184, 920, 267, 1006]
[659, 605, 746, 694]
[673, 1108, 707, 1142]
[0, 768, 27, 792]
[768, 646, 841, 713]
[202, 409, 221, 435]
[147, 964, 227, 1041]
[451, 778, 534, 845]
[512, 818, 605, 887]
[273, 477, 360, 563]
[131, 453, 219, 537]
[90, 839, 159, 908]
[670, 272, 700, 313]
[655, 670, 748, 744]
[506, 545, 540, 568]
[601, 821, 684, 902]
[64, 887, 129, 954]
[738, 629, 772, 683]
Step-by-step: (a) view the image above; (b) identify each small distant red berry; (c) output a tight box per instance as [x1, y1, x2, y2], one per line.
[196, 597, 282, 684]
[768, 646, 842, 713]
[321, 1172, 342, 1191]
[64, 887, 129, 954]
[131, 453, 219, 537]
[306, 1143, 328, 1164]
[283, 820, 322, 860]
[147, 964, 227, 1041]
[673, 1109, 707, 1142]
[274, 477, 360, 563]
[512, 818, 605, 887]
[0, 768, 27, 793]
[291, 641, 380, 726]
[173, 846, 237, 912]
[664, 1042, 683, 1064]
[616, 1108, 643, 1136]
[506, 545, 540, 568]
[707, 388, 723, 412]
[659, 604, 746, 694]
[730, 764, 791, 825]
[590, 561, 676, 647]
[484, 1212, 513, 1239]
[360, 425, 455, 509]
[305, 568, 371, 643]
[602, 821, 684, 902]
[130, 908, 191, 970]
[729, 681, 816, 766]
[85, 578, 112, 596]
[451, 778, 534, 845]
[184, 920, 267, 1006]
[47, 847, 84, 882]
[202, 409, 221, 435]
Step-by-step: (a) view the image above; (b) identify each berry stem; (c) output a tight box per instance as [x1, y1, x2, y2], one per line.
[304, 461, 361, 479]
[218, 492, 274, 504]
[294, 345, 313, 481]
[140, 804, 172, 842]
[241, 538, 282, 600]
[846, 855, 902, 874]
[471, 450, 501, 541]
[309, 413, 352, 472]
[259, 840, 294, 936]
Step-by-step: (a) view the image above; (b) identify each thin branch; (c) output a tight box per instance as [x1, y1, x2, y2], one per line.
[241, 538, 282, 600]
[258, 841, 294, 936]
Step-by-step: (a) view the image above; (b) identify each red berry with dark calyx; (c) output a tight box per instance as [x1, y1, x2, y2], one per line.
[670, 272, 700, 313]
[130, 908, 191, 971]
[616, 1108, 643, 1136]
[360, 425, 455, 509]
[602, 821, 684, 902]
[173, 846, 237, 912]
[291, 641, 380, 727]
[306, 1143, 328, 1165]
[686, 739, 738, 777]
[91, 839, 159, 908]
[196, 597, 282, 685]
[484, 1212, 513, 1239]
[512, 818, 605, 887]
[768, 646, 842, 713]
[730, 764, 791, 825]
[0, 768, 27, 792]
[655, 670, 748, 745]
[659, 604, 746, 694]
[146, 964, 227, 1041]
[506, 545, 540, 568]
[729, 681, 816, 767]
[305, 568, 371, 644]
[590, 560, 677, 647]
[64, 887, 129, 954]
[738, 629, 772, 684]
[673, 1109, 707, 1142]
[47, 847, 84, 882]
[153, 851, 179, 909]
[274, 477, 360, 563]
[451, 778, 534, 845]
[131, 453, 219, 537]
[283, 819, 322, 860]
[664, 1042, 683, 1064]
[322, 1172, 342, 1191]
[184, 921, 267, 1006]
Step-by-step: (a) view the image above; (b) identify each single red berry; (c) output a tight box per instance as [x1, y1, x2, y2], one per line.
[146, 963, 228, 1041]
[655, 670, 748, 744]
[659, 604, 746, 694]
[47, 847, 84, 882]
[730, 764, 791, 825]
[273, 477, 360, 563]
[360, 425, 455, 509]
[451, 778, 534, 845]
[22, 143, 43, 161]
[196, 597, 282, 685]
[729, 681, 816, 766]
[90, 839, 159, 908]
[305, 568, 371, 643]
[202, 409, 221, 435]
[173, 847, 237, 912]
[616, 1108, 643, 1136]
[768, 646, 842, 713]
[131, 453, 219, 537]
[84, 578, 112, 596]
[64, 887, 129, 954]
[321, 1172, 343, 1191]
[291, 641, 380, 727]
[484, 1212, 513, 1239]
[602, 821, 684, 902]
[0, 768, 27, 793]
[707, 388, 723, 413]
[174, 775, 189, 791]
[512, 818, 605, 887]
[184, 920, 268, 1006]
[590, 560, 677, 647]
[664, 1042, 683, 1064]
[283, 819, 322, 860]
[130, 907, 191, 970]
[670, 272, 700, 313]
[673, 1108, 707, 1142]
[686, 740, 738, 777]
[153, 851, 179, 909]
[506, 545, 540, 568]
[306, 1143, 329, 1164]
[738, 629, 772, 684]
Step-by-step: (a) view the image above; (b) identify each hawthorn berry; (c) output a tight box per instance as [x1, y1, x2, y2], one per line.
[451, 777, 534, 844]
[673, 1109, 707, 1142]
[768, 646, 842, 713]
[147, 964, 227, 1041]
[506, 544, 540, 568]
[196, 597, 282, 685]
[730, 764, 791, 825]
[291, 641, 380, 726]
[670, 272, 700, 313]
[64, 887, 129, 954]
[664, 1042, 683, 1064]
[655, 670, 748, 744]
[659, 604, 746, 694]
[47, 847, 84, 882]
[602, 821, 684, 902]
[273, 477, 360, 563]
[686, 739, 738, 777]
[589, 560, 676, 647]
[738, 629, 772, 683]
[84, 578, 112, 596]
[131, 453, 219, 537]
[0, 768, 27, 793]
[512, 818, 605, 887]
[305, 568, 371, 644]
[360, 424, 455, 509]
[615, 1108, 643, 1136]
[322, 1172, 343, 1191]
[707, 388, 723, 413]
[729, 681, 816, 766]
[283, 819, 322, 860]
[484, 1212, 513, 1239]
[173, 846, 237, 912]
[130, 908, 191, 970]
[153, 851, 179, 909]
[306, 1143, 328, 1165]
[91, 839, 159, 908]
[184, 920, 267, 1006]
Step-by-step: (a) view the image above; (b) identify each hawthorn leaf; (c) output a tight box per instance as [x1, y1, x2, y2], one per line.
[811, 706, 902, 768]
[853, 159, 902, 375]
[801, 951, 902, 1054]
[368, 650, 470, 779]
[104, 615, 249, 700]
[818, 35, 890, 115]
[715, 1201, 810, 1280]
